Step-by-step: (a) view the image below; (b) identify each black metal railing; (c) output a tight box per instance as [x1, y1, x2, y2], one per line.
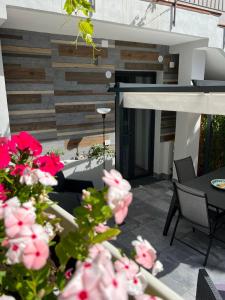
[178, 0, 225, 12]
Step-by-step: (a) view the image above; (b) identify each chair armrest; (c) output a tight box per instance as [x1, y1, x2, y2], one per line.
[64, 178, 94, 193]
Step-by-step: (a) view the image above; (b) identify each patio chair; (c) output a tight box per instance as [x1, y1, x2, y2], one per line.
[170, 182, 225, 266]
[196, 269, 224, 300]
[174, 156, 196, 184]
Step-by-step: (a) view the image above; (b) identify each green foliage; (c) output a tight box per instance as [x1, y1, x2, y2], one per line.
[88, 144, 115, 163]
[56, 187, 120, 268]
[64, 0, 95, 47]
[199, 115, 225, 172]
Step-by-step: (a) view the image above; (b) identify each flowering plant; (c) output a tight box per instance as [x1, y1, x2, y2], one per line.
[0, 132, 163, 300]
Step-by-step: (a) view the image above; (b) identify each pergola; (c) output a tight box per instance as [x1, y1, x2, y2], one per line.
[109, 82, 225, 176]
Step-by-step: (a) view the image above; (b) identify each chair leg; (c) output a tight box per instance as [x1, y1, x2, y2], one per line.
[163, 192, 178, 236]
[170, 214, 180, 246]
[203, 236, 213, 267]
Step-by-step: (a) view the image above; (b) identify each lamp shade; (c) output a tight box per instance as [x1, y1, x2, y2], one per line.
[96, 108, 111, 115]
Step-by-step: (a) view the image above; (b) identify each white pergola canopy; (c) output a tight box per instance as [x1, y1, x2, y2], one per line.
[123, 92, 225, 115]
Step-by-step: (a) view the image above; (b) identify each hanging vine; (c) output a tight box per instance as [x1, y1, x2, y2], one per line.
[63, 0, 95, 48]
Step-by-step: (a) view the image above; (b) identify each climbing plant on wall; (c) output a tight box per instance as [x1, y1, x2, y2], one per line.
[63, 0, 95, 47]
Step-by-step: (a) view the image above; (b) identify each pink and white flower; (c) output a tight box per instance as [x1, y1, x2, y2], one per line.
[20, 224, 49, 243]
[103, 169, 131, 192]
[5, 207, 36, 238]
[95, 223, 110, 234]
[0, 295, 16, 300]
[22, 239, 49, 270]
[114, 256, 139, 280]
[152, 260, 163, 276]
[88, 244, 112, 261]
[132, 236, 157, 270]
[59, 259, 103, 300]
[127, 275, 147, 296]
[6, 241, 26, 265]
[0, 197, 20, 220]
[135, 295, 163, 300]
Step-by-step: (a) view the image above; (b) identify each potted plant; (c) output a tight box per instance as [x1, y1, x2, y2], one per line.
[0, 132, 182, 300]
[63, 144, 115, 189]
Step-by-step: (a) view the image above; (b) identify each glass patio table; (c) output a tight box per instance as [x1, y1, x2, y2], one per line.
[163, 167, 225, 236]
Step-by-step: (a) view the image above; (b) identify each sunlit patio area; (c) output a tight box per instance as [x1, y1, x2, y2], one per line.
[113, 178, 225, 300]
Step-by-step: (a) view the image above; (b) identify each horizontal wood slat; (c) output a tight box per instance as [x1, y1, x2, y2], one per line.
[52, 62, 114, 70]
[121, 50, 159, 61]
[58, 127, 114, 137]
[54, 90, 113, 96]
[5, 67, 46, 81]
[125, 62, 163, 71]
[58, 45, 108, 58]
[55, 104, 95, 113]
[65, 72, 114, 84]
[0, 34, 23, 40]
[2, 45, 52, 56]
[66, 134, 110, 149]
[10, 121, 56, 132]
[115, 40, 156, 48]
[7, 94, 42, 105]
[57, 121, 114, 131]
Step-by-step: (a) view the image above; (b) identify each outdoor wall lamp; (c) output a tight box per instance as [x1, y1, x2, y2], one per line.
[96, 108, 111, 169]
[158, 55, 164, 63]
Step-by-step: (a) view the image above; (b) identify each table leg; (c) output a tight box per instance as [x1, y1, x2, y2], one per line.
[163, 192, 178, 236]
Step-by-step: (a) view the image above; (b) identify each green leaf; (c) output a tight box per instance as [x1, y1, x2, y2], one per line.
[0, 271, 6, 285]
[92, 228, 121, 244]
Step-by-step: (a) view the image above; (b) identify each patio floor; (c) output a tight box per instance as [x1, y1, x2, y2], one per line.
[112, 178, 225, 300]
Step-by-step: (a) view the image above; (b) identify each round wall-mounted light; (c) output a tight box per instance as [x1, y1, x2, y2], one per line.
[105, 70, 112, 79]
[158, 55, 164, 63]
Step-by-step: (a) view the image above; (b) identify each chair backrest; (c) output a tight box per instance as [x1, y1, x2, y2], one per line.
[175, 182, 210, 228]
[196, 269, 223, 300]
[54, 171, 66, 192]
[174, 156, 196, 183]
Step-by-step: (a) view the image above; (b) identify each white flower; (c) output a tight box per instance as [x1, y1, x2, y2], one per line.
[127, 274, 147, 296]
[0, 197, 20, 219]
[0, 295, 16, 300]
[152, 260, 163, 276]
[44, 222, 55, 239]
[34, 169, 57, 186]
[19, 167, 39, 185]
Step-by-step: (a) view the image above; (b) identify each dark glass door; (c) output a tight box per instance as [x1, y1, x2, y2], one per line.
[115, 71, 156, 180]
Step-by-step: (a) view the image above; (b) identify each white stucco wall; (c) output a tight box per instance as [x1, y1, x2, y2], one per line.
[0, 42, 10, 137]
[1, 0, 224, 48]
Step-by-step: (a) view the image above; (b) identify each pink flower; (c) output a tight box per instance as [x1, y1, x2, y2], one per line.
[82, 189, 91, 200]
[11, 131, 42, 156]
[0, 184, 8, 201]
[59, 261, 103, 300]
[132, 236, 157, 270]
[6, 242, 25, 265]
[114, 257, 139, 280]
[103, 169, 131, 192]
[0, 295, 16, 300]
[10, 164, 26, 176]
[34, 153, 64, 176]
[0, 144, 10, 169]
[95, 223, 110, 234]
[98, 256, 128, 300]
[22, 239, 49, 270]
[34, 169, 57, 186]
[0, 197, 20, 220]
[20, 224, 49, 243]
[5, 207, 35, 238]
[65, 268, 74, 280]
[113, 192, 132, 225]
[88, 244, 112, 261]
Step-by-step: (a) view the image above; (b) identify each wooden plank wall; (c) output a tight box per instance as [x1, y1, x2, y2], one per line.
[0, 29, 179, 154]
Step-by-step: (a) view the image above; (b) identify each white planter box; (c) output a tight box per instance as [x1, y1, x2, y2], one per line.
[63, 157, 115, 189]
[48, 203, 184, 300]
